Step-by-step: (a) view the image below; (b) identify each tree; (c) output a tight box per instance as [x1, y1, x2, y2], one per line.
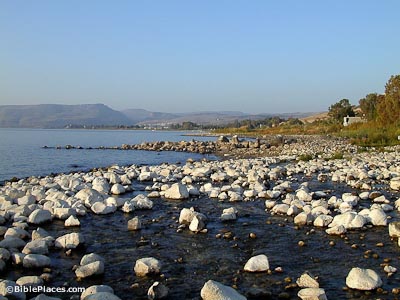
[377, 75, 400, 127]
[359, 93, 381, 121]
[328, 99, 355, 123]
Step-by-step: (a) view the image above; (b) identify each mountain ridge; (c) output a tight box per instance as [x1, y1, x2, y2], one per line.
[0, 103, 319, 128]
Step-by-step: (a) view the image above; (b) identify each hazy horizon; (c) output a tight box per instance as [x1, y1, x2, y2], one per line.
[1, 1, 400, 114]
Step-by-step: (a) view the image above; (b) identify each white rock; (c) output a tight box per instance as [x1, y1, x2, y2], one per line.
[4, 227, 29, 239]
[297, 288, 327, 300]
[390, 177, 400, 190]
[221, 207, 237, 221]
[91, 202, 116, 215]
[134, 257, 162, 276]
[127, 217, 141, 231]
[111, 184, 125, 195]
[53, 208, 76, 220]
[313, 215, 333, 227]
[346, 267, 382, 290]
[294, 212, 314, 226]
[75, 261, 105, 278]
[32, 227, 51, 240]
[75, 188, 104, 207]
[80, 253, 105, 265]
[244, 254, 269, 272]
[65, 215, 80, 227]
[384, 265, 397, 273]
[28, 209, 52, 225]
[389, 222, 400, 237]
[55, 232, 85, 249]
[121, 202, 135, 213]
[297, 189, 312, 202]
[16, 275, 43, 287]
[179, 208, 196, 224]
[369, 209, 387, 226]
[200, 280, 246, 300]
[189, 215, 206, 232]
[22, 239, 49, 255]
[329, 212, 366, 229]
[17, 195, 36, 206]
[272, 204, 289, 214]
[296, 272, 319, 288]
[132, 194, 153, 209]
[164, 183, 189, 200]
[325, 225, 346, 235]
[92, 177, 110, 194]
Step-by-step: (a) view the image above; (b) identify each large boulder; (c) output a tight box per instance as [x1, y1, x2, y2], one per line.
[55, 232, 85, 249]
[200, 280, 246, 300]
[164, 183, 189, 200]
[244, 254, 270, 272]
[28, 209, 52, 225]
[346, 267, 382, 290]
[134, 257, 162, 276]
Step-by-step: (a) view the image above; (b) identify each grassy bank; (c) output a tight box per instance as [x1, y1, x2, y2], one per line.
[212, 121, 400, 147]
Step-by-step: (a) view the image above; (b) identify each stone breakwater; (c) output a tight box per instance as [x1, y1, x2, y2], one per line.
[1, 140, 400, 299]
[44, 134, 360, 158]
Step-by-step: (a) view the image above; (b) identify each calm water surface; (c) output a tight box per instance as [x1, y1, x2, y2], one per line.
[0, 128, 215, 182]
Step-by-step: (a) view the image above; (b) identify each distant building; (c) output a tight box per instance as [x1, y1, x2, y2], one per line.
[343, 116, 365, 126]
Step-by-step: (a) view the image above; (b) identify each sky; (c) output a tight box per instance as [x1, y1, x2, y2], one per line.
[1, 1, 400, 114]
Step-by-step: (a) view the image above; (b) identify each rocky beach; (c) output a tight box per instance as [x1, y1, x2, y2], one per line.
[1, 135, 400, 300]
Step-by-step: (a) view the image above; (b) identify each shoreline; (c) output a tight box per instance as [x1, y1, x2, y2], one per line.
[1, 136, 400, 299]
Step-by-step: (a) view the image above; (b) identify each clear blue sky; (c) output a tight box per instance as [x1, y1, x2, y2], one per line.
[1, 1, 399, 114]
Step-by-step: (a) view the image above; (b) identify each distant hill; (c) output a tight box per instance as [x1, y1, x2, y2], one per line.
[0, 104, 318, 128]
[0, 104, 133, 128]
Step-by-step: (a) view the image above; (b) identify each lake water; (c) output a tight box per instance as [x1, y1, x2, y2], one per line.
[0, 128, 215, 183]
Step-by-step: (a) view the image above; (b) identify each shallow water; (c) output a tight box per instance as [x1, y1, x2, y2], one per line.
[4, 176, 400, 300]
[0, 129, 215, 182]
